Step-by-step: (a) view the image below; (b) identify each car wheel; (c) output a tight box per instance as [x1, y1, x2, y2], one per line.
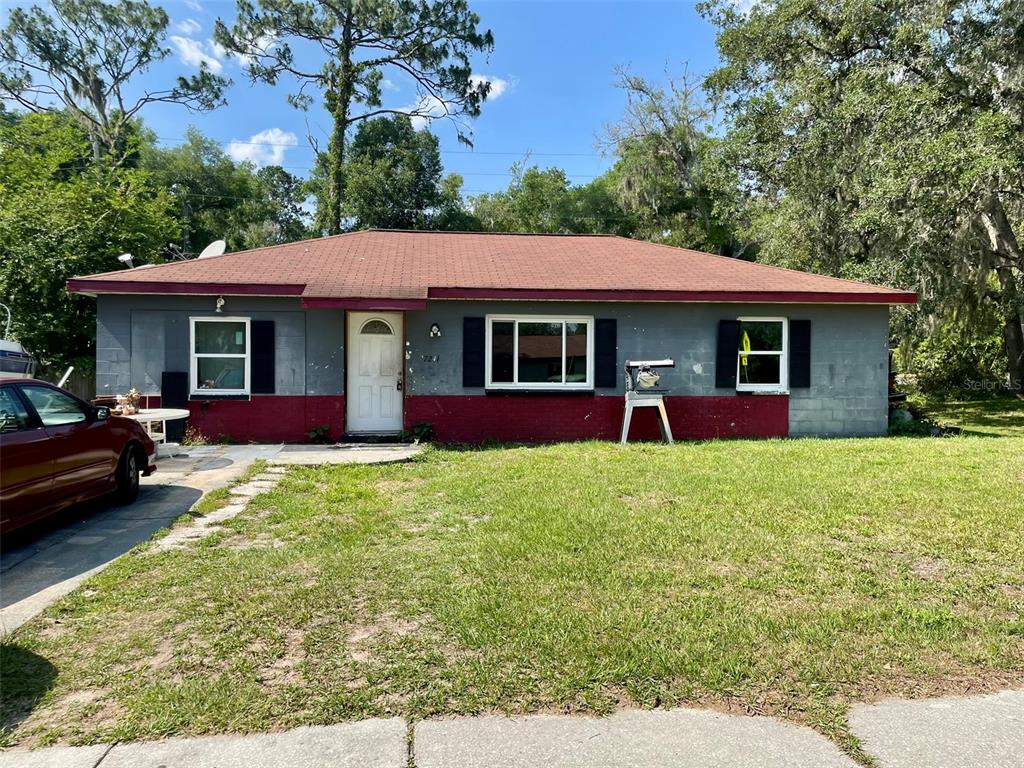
[114, 445, 141, 504]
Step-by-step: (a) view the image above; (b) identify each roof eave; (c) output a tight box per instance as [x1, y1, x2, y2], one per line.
[66, 279, 306, 297]
[65, 280, 917, 305]
[426, 287, 918, 304]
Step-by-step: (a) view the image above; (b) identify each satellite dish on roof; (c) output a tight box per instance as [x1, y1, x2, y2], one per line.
[197, 239, 226, 259]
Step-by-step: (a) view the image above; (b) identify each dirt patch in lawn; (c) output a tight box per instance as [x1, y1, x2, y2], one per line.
[346, 615, 422, 664]
[851, 661, 1024, 704]
[13, 688, 125, 749]
[146, 636, 176, 672]
[219, 532, 286, 550]
[257, 628, 306, 688]
[910, 556, 947, 581]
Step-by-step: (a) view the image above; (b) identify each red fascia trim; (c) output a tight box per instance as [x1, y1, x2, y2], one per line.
[66, 279, 306, 296]
[427, 287, 918, 304]
[300, 297, 428, 310]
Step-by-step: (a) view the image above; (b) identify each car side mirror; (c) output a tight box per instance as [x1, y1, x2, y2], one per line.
[94, 406, 110, 421]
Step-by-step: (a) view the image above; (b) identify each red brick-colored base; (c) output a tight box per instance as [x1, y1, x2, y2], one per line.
[171, 395, 346, 443]
[139, 393, 786, 444]
[404, 394, 789, 443]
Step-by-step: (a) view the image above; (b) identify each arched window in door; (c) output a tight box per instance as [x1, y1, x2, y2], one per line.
[360, 319, 394, 335]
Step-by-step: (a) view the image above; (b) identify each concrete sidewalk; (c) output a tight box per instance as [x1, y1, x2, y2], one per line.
[1, 443, 421, 633]
[3, 691, 1022, 768]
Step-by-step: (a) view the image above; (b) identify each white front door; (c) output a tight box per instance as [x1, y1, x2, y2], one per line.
[346, 312, 404, 433]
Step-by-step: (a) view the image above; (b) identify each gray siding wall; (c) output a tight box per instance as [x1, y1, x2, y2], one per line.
[95, 295, 344, 397]
[96, 295, 889, 437]
[406, 301, 890, 437]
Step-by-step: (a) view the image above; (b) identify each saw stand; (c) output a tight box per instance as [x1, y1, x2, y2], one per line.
[620, 359, 675, 445]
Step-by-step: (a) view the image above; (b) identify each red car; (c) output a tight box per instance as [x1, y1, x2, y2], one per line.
[0, 378, 157, 535]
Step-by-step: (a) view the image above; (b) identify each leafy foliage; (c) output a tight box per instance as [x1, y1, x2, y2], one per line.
[604, 68, 746, 255]
[0, 0, 228, 160]
[911, 323, 1006, 397]
[339, 115, 471, 230]
[141, 129, 309, 254]
[471, 165, 636, 235]
[701, 0, 1024, 390]
[0, 112, 177, 368]
[214, 0, 494, 235]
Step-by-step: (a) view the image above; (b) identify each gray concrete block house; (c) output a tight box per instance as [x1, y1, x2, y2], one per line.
[67, 230, 916, 443]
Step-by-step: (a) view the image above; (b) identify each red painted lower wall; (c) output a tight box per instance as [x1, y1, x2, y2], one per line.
[143, 395, 346, 443]
[140, 393, 785, 444]
[405, 394, 789, 443]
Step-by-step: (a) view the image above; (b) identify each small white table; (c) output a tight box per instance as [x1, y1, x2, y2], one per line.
[120, 408, 190, 455]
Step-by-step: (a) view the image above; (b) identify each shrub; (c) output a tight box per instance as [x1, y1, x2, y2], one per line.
[910, 326, 1005, 397]
[306, 424, 333, 444]
[401, 421, 434, 443]
[182, 424, 209, 446]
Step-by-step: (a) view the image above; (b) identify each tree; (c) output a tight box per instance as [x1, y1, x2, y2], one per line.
[214, 0, 493, 235]
[141, 128, 309, 254]
[604, 68, 746, 256]
[471, 164, 636, 235]
[249, 165, 310, 245]
[342, 115, 446, 230]
[432, 173, 482, 232]
[1, 0, 228, 162]
[0, 112, 177, 370]
[472, 165, 574, 233]
[702, 0, 1024, 391]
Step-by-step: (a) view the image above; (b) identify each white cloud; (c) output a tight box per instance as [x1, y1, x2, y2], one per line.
[403, 75, 509, 130]
[470, 74, 509, 100]
[227, 128, 298, 167]
[213, 34, 276, 69]
[381, 78, 398, 92]
[169, 36, 223, 73]
[405, 95, 446, 130]
[184, 0, 203, 12]
[173, 18, 201, 35]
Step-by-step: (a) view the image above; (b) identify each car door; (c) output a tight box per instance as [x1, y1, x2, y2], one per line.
[18, 383, 111, 501]
[0, 384, 55, 530]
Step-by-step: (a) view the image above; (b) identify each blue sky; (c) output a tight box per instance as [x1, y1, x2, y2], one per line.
[9, 1, 722, 195]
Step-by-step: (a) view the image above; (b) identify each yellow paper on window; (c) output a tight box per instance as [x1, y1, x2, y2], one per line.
[741, 330, 751, 367]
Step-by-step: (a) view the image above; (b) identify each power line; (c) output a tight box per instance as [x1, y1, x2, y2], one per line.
[154, 135, 605, 158]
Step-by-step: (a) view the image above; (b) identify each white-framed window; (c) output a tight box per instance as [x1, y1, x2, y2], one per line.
[485, 315, 594, 390]
[189, 317, 250, 395]
[736, 317, 788, 392]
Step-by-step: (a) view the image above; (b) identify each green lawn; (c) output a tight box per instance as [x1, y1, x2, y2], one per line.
[3, 438, 1023, 759]
[914, 395, 1024, 437]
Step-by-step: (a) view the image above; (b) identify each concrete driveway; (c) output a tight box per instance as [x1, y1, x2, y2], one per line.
[0, 443, 422, 634]
[0, 445, 279, 633]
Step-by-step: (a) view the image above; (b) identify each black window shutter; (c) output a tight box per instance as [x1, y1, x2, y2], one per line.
[463, 317, 485, 388]
[715, 319, 741, 389]
[251, 320, 275, 394]
[789, 319, 812, 388]
[595, 318, 617, 388]
[161, 371, 189, 442]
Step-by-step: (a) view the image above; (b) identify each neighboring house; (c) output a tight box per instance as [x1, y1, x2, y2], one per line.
[66, 230, 916, 443]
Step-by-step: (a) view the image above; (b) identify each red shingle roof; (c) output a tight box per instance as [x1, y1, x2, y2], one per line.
[67, 230, 916, 305]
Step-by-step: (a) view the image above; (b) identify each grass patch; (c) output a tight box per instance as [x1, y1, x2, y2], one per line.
[912, 395, 1024, 437]
[194, 460, 269, 516]
[2, 440, 1022, 753]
